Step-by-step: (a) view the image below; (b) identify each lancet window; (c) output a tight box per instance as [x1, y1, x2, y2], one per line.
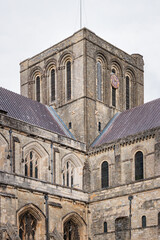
[63, 161, 74, 187]
[142, 216, 146, 228]
[101, 161, 109, 188]
[24, 151, 39, 178]
[135, 151, 143, 180]
[104, 222, 107, 233]
[36, 75, 41, 102]
[97, 61, 102, 101]
[51, 68, 56, 101]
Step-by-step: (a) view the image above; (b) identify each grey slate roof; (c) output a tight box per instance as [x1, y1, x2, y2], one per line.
[0, 87, 73, 138]
[92, 98, 160, 147]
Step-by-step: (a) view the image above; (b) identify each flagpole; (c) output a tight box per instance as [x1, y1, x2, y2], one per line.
[80, 0, 82, 29]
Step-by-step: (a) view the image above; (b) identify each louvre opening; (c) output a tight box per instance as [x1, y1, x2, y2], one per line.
[126, 76, 130, 109]
[51, 69, 55, 101]
[67, 61, 71, 101]
[36, 76, 40, 102]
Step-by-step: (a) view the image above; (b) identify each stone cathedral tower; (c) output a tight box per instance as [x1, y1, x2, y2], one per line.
[20, 28, 144, 146]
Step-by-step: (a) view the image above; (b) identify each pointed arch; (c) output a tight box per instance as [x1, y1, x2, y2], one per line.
[62, 153, 83, 188]
[22, 141, 49, 179]
[0, 133, 9, 171]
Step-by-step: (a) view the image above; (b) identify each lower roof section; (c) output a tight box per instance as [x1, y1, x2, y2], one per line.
[91, 98, 160, 147]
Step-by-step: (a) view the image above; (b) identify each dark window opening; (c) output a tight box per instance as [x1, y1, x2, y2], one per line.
[30, 161, 33, 177]
[112, 68, 116, 74]
[51, 69, 55, 101]
[67, 61, 71, 101]
[36, 76, 40, 102]
[63, 173, 65, 185]
[35, 166, 38, 178]
[104, 222, 107, 233]
[135, 151, 143, 180]
[112, 87, 116, 107]
[30, 151, 33, 160]
[25, 164, 28, 176]
[158, 213, 160, 226]
[69, 122, 72, 129]
[142, 216, 146, 228]
[126, 76, 130, 109]
[71, 174, 73, 187]
[67, 171, 69, 187]
[98, 122, 101, 132]
[101, 161, 109, 188]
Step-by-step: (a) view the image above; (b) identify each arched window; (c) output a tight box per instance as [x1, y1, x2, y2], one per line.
[158, 212, 160, 226]
[101, 161, 109, 188]
[97, 61, 102, 101]
[24, 151, 39, 178]
[104, 222, 107, 233]
[126, 76, 130, 109]
[66, 61, 71, 101]
[36, 76, 40, 102]
[135, 151, 143, 180]
[19, 211, 37, 239]
[142, 216, 146, 228]
[63, 161, 74, 187]
[51, 69, 55, 101]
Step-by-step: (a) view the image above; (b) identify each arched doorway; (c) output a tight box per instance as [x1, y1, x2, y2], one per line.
[62, 212, 87, 240]
[19, 211, 37, 239]
[17, 203, 45, 240]
[64, 219, 80, 240]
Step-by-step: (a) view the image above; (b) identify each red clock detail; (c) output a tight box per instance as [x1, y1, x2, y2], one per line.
[111, 74, 119, 89]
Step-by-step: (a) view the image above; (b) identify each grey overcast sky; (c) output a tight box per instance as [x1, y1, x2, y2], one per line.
[0, 0, 160, 103]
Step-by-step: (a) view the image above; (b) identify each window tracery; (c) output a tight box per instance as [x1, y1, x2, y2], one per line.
[24, 151, 39, 178]
[62, 161, 74, 187]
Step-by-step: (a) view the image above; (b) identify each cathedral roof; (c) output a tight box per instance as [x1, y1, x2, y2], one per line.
[0, 87, 74, 139]
[92, 98, 160, 147]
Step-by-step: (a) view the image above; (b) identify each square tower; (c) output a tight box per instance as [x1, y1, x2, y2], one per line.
[20, 28, 144, 146]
